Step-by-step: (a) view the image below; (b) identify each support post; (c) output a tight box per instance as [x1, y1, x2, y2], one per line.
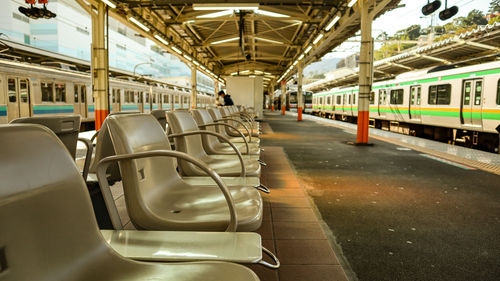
[214, 80, 219, 105]
[297, 62, 303, 121]
[356, 0, 374, 144]
[91, 2, 109, 130]
[281, 80, 286, 115]
[270, 83, 275, 111]
[191, 66, 197, 109]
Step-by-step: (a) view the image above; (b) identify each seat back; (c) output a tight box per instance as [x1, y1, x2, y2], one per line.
[208, 108, 230, 137]
[150, 109, 168, 131]
[192, 109, 222, 152]
[106, 114, 183, 229]
[166, 111, 210, 175]
[0, 124, 109, 280]
[89, 111, 140, 181]
[10, 115, 81, 159]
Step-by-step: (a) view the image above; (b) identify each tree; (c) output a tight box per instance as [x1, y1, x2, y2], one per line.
[462, 9, 488, 26]
[489, 0, 500, 14]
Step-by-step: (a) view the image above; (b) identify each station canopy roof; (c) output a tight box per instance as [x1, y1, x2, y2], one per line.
[84, 0, 401, 85]
[306, 22, 500, 92]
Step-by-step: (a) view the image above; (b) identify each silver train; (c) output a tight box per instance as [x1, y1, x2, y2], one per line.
[312, 61, 500, 152]
[0, 58, 215, 128]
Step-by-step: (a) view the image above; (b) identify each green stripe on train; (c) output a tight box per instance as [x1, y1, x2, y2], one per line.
[33, 105, 74, 114]
[314, 67, 500, 96]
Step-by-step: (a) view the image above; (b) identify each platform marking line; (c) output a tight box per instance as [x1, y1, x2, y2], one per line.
[419, 154, 476, 170]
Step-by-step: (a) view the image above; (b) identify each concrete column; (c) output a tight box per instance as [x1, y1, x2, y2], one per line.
[91, 2, 109, 130]
[191, 66, 197, 109]
[270, 83, 275, 111]
[357, 0, 374, 144]
[281, 80, 286, 115]
[297, 62, 303, 121]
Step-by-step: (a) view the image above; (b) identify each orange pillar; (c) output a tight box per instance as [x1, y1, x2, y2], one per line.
[297, 62, 303, 121]
[356, 0, 372, 144]
[92, 2, 109, 130]
[281, 80, 286, 115]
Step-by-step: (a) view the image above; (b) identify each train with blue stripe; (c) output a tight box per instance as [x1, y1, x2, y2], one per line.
[0, 58, 214, 129]
[312, 61, 500, 152]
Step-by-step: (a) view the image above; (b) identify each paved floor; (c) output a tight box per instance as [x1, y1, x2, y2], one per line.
[262, 112, 500, 281]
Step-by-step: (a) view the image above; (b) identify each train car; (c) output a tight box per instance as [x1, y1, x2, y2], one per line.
[288, 90, 313, 113]
[0, 58, 213, 128]
[312, 61, 500, 151]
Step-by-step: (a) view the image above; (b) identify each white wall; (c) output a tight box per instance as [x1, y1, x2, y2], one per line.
[225, 76, 263, 119]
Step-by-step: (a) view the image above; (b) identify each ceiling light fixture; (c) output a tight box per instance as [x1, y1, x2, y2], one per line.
[101, 0, 116, 9]
[255, 10, 289, 17]
[231, 72, 238, 75]
[325, 15, 340, 31]
[298, 54, 304, 60]
[211, 37, 240, 45]
[304, 45, 313, 53]
[154, 34, 169, 46]
[313, 33, 324, 44]
[129, 17, 149, 32]
[197, 10, 234, 18]
[193, 3, 259, 10]
[256, 37, 283, 44]
[347, 0, 357, 8]
[171, 46, 182, 54]
[193, 61, 200, 66]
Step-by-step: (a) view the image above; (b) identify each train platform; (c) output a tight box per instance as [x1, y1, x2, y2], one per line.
[261, 111, 500, 281]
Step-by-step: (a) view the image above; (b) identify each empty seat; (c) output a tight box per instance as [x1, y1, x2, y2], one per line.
[192, 108, 260, 156]
[0, 124, 259, 281]
[167, 111, 262, 177]
[102, 114, 263, 231]
[220, 107, 260, 138]
[208, 108, 260, 145]
[150, 109, 168, 131]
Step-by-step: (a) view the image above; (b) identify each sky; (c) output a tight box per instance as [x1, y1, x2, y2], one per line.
[322, 0, 492, 59]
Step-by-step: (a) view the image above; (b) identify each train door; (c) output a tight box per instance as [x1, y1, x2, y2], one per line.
[409, 86, 421, 120]
[348, 92, 353, 115]
[7, 77, 30, 122]
[461, 79, 483, 127]
[137, 91, 144, 112]
[111, 88, 121, 112]
[342, 93, 347, 114]
[378, 89, 386, 117]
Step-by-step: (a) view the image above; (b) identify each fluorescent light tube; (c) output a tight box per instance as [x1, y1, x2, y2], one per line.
[325, 15, 340, 31]
[102, 0, 116, 9]
[211, 37, 239, 45]
[348, 0, 357, 8]
[154, 34, 169, 45]
[256, 37, 283, 44]
[129, 17, 149, 32]
[255, 10, 289, 17]
[197, 10, 234, 18]
[171, 46, 182, 54]
[304, 45, 312, 53]
[313, 33, 324, 44]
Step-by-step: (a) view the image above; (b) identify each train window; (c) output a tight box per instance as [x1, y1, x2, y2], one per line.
[81, 86, 86, 102]
[428, 84, 451, 105]
[116, 90, 121, 103]
[474, 81, 482, 105]
[55, 83, 66, 102]
[497, 79, 500, 105]
[353, 94, 356, 104]
[463, 82, 471, 105]
[390, 89, 404, 105]
[8, 78, 16, 102]
[41, 82, 54, 102]
[327, 96, 331, 105]
[417, 87, 421, 105]
[74, 85, 79, 102]
[145, 93, 150, 103]
[152, 94, 156, 104]
[369, 92, 375, 104]
[175, 95, 179, 104]
[19, 79, 28, 103]
[336, 95, 341, 105]
[348, 95, 352, 104]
